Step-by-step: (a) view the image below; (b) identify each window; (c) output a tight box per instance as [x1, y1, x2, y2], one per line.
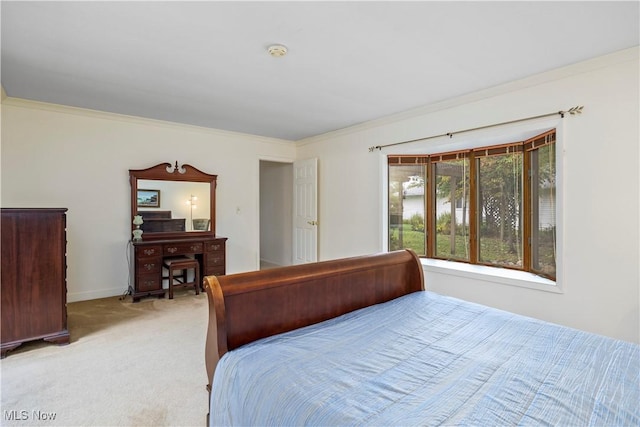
[433, 154, 470, 262]
[388, 162, 427, 256]
[388, 130, 556, 280]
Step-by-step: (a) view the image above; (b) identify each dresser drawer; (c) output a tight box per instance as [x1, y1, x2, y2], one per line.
[164, 242, 203, 256]
[137, 259, 161, 274]
[136, 245, 162, 259]
[205, 241, 225, 252]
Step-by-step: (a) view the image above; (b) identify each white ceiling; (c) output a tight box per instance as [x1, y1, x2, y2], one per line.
[1, 1, 638, 141]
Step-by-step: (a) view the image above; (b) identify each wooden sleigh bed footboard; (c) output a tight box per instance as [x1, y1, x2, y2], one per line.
[202, 249, 424, 392]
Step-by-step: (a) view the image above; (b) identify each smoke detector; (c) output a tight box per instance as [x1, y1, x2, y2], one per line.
[267, 44, 288, 57]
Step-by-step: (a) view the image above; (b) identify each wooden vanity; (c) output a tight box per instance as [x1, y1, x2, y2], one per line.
[129, 162, 227, 302]
[130, 236, 226, 302]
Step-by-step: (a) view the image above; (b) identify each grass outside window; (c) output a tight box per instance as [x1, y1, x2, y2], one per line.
[387, 130, 556, 280]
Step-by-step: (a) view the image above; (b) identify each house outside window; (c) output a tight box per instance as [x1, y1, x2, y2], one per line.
[388, 129, 556, 280]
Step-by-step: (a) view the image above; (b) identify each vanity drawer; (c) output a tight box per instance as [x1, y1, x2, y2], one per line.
[205, 241, 225, 253]
[136, 245, 162, 259]
[137, 274, 162, 292]
[137, 259, 161, 274]
[164, 243, 203, 256]
[206, 253, 225, 268]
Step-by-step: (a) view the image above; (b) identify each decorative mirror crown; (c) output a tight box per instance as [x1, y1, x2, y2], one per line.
[129, 162, 217, 241]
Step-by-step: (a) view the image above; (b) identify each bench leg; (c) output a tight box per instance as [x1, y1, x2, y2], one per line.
[194, 264, 200, 295]
[168, 268, 174, 299]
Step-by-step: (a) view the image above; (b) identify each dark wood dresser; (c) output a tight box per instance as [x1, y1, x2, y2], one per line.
[1, 208, 70, 357]
[130, 236, 227, 302]
[137, 210, 186, 233]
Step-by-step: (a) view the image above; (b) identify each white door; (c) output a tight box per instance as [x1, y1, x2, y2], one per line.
[293, 158, 318, 264]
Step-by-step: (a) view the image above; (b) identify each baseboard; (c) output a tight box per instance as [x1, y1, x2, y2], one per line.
[67, 287, 127, 303]
[260, 259, 283, 269]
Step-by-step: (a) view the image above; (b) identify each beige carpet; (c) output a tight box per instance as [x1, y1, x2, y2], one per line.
[1, 291, 210, 426]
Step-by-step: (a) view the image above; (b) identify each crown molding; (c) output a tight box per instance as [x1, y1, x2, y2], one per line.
[1, 96, 296, 146]
[295, 46, 639, 147]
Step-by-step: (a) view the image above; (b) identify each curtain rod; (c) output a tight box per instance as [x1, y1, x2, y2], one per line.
[367, 105, 583, 152]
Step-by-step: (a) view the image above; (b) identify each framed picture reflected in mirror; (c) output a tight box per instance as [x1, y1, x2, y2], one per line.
[137, 189, 160, 208]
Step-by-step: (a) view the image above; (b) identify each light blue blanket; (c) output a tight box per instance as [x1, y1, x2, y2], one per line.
[210, 291, 640, 426]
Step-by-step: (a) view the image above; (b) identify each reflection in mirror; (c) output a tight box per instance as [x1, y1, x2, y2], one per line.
[129, 162, 217, 240]
[137, 180, 210, 232]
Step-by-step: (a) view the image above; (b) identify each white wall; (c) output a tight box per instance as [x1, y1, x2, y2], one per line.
[296, 47, 639, 343]
[1, 100, 295, 302]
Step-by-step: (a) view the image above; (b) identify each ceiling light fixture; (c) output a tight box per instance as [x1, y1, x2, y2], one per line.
[267, 44, 288, 57]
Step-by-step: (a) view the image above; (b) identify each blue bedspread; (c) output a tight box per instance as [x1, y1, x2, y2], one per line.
[210, 291, 640, 426]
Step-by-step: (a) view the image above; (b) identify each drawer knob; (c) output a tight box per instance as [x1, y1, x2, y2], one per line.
[144, 263, 155, 271]
[167, 247, 177, 253]
[143, 249, 156, 256]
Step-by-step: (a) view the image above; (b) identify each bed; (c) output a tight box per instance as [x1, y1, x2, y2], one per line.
[137, 210, 186, 233]
[203, 249, 640, 426]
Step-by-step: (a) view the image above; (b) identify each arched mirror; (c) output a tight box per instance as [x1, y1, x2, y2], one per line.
[129, 162, 217, 240]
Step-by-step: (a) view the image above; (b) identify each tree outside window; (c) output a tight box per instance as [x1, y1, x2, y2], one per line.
[387, 130, 556, 280]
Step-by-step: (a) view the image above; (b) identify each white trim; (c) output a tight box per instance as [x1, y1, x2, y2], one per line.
[67, 287, 125, 303]
[421, 258, 560, 293]
[554, 122, 565, 293]
[381, 151, 390, 252]
[1, 96, 295, 146]
[258, 155, 295, 164]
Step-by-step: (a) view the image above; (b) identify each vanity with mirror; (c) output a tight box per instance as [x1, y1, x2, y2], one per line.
[128, 162, 227, 302]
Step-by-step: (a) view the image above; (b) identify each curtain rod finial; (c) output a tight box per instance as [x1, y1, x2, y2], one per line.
[570, 105, 584, 115]
[560, 105, 584, 118]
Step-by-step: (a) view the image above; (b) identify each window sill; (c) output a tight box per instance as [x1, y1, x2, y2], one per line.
[421, 258, 561, 293]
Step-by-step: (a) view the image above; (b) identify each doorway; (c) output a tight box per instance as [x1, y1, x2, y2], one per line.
[259, 160, 293, 270]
